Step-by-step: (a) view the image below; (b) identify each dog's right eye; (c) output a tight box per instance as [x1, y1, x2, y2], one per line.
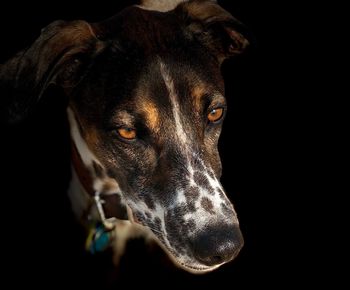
[117, 127, 137, 140]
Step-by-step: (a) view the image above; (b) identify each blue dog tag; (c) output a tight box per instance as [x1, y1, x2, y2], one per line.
[86, 224, 114, 254]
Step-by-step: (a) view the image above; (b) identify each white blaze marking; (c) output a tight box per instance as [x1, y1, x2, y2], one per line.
[160, 62, 188, 145]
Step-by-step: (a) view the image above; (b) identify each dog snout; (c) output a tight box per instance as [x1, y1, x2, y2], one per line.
[192, 224, 244, 266]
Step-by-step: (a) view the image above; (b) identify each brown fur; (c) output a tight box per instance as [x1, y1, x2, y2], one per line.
[1, 0, 250, 273]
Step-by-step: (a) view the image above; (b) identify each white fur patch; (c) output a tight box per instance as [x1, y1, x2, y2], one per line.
[177, 155, 239, 234]
[67, 107, 100, 168]
[138, 0, 188, 12]
[159, 62, 188, 145]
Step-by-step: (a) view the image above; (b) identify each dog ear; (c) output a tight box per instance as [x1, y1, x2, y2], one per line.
[175, 0, 249, 63]
[0, 20, 102, 123]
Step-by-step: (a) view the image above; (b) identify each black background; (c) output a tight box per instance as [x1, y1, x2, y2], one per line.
[0, 0, 313, 288]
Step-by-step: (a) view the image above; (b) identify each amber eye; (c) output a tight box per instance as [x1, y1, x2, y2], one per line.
[117, 127, 137, 140]
[207, 107, 224, 123]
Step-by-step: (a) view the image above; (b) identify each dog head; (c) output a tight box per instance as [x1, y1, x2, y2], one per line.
[2, 0, 249, 273]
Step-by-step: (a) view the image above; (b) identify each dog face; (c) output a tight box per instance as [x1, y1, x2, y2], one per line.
[70, 54, 239, 271]
[2, 1, 249, 273]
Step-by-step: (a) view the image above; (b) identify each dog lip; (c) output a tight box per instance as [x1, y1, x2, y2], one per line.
[148, 229, 224, 274]
[179, 262, 222, 274]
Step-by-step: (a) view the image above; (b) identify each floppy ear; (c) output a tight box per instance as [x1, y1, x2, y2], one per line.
[0, 20, 102, 123]
[175, 0, 250, 63]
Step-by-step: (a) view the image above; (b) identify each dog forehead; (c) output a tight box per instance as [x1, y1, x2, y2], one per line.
[125, 63, 211, 135]
[134, 57, 223, 103]
[112, 6, 185, 54]
[76, 6, 225, 127]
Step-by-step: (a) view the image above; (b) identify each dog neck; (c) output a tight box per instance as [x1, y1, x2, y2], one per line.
[67, 107, 128, 229]
[70, 142, 128, 225]
[68, 136, 149, 256]
[71, 142, 94, 197]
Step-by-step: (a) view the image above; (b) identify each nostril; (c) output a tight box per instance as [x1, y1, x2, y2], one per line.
[212, 255, 223, 264]
[194, 243, 236, 265]
[192, 224, 244, 266]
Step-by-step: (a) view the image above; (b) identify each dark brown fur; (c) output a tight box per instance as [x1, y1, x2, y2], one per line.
[1, 0, 249, 272]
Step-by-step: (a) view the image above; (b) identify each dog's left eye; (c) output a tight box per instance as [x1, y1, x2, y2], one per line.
[208, 107, 224, 123]
[117, 127, 137, 140]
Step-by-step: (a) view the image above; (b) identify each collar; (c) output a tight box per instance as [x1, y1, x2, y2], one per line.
[71, 142, 128, 253]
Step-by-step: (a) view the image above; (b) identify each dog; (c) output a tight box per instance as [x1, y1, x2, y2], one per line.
[0, 0, 249, 273]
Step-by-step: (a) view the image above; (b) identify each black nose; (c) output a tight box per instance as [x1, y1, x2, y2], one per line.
[192, 224, 244, 266]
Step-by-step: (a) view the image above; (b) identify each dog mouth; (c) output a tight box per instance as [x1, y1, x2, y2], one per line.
[180, 263, 222, 273]
[150, 233, 224, 274]
[127, 206, 226, 273]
